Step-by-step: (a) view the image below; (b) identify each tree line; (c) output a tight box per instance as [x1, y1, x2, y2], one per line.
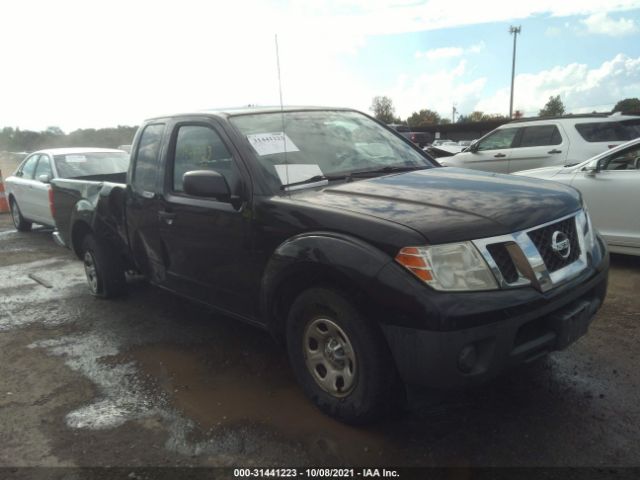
[370, 95, 640, 127]
[0, 125, 138, 153]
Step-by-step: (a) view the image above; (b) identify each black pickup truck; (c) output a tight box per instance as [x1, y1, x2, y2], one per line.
[51, 107, 609, 423]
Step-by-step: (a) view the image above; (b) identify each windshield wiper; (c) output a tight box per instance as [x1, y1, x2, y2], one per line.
[280, 174, 346, 191]
[346, 165, 429, 180]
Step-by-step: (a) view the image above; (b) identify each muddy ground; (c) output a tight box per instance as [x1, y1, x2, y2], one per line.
[0, 212, 639, 469]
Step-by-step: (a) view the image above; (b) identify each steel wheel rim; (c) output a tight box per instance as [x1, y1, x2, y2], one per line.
[303, 317, 357, 397]
[11, 202, 20, 228]
[83, 251, 98, 293]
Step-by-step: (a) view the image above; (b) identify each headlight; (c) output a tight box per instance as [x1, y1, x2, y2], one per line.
[395, 242, 498, 291]
[578, 208, 597, 253]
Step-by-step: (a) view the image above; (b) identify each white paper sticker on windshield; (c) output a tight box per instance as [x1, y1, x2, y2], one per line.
[274, 164, 323, 185]
[65, 155, 87, 163]
[246, 132, 300, 156]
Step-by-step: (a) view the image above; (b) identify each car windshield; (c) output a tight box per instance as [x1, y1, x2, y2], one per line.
[54, 152, 130, 179]
[230, 110, 434, 190]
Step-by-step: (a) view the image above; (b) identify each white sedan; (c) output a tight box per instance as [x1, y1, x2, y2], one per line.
[5, 148, 129, 231]
[515, 138, 640, 256]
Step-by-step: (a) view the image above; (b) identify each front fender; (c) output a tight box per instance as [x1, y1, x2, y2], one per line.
[260, 232, 392, 333]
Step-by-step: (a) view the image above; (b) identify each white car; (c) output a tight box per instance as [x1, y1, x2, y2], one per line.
[5, 148, 129, 231]
[442, 113, 640, 173]
[515, 138, 640, 256]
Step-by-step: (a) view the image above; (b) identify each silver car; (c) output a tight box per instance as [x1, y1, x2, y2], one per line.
[5, 148, 129, 231]
[515, 137, 640, 256]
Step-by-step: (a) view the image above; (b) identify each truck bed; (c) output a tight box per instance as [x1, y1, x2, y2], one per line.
[51, 173, 128, 254]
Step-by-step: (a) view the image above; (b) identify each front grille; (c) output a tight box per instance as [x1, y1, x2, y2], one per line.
[527, 217, 580, 272]
[486, 243, 519, 283]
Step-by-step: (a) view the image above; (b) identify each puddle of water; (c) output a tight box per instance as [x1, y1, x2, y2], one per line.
[129, 345, 399, 464]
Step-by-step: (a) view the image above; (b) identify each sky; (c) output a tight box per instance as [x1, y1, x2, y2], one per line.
[1, 0, 640, 132]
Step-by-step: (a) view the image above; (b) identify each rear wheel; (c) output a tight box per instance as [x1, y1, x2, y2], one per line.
[286, 287, 400, 424]
[81, 234, 126, 298]
[10, 198, 32, 232]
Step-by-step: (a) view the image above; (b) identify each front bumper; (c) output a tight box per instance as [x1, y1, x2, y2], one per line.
[378, 239, 609, 389]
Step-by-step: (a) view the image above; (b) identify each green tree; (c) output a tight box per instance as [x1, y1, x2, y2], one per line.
[370, 96, 396, 124]
[407, 109, 440, 127]
[469, 111, 486, 122]
[45, 126, 65, 136]
[538, 95, 565, 117]
[611, 98, 640, 114]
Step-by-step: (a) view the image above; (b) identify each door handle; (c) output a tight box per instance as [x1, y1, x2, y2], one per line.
[158, 211, 176, 225]
[548, 149, 562, 154]
[494, 153, 506, 158]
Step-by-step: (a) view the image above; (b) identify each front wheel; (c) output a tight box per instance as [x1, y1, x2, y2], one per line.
[10, 198, 32, 232]
[286, 287, 400, 424]
[81, 234, 126, 298]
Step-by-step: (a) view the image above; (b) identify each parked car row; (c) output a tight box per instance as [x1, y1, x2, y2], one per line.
[441, 113, 640, 173]
[437, 113, 640, 256]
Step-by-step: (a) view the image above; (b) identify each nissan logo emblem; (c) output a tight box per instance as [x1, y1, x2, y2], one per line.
[551, 231, 571, 259]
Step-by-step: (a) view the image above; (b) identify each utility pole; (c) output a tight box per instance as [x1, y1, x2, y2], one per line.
[509, 25, 521, 119]
[452, 104, 457, 123]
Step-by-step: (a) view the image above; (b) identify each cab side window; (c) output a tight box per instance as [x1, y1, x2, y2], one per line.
[34, 155, 53, 180]
[172, 125, 238, 193]
[477, 128, 518, 151]
[600, 145, 640, 171]
[133, 123, 165, 193]
[20, 155, 40, 179]
[518, 125, 562, 147]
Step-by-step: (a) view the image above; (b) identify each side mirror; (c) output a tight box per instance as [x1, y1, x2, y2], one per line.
[584, 159, 602, 176]
[183, 170, 230, 201]
[469, 141, 479, 153]
[38, 174, 52, 183]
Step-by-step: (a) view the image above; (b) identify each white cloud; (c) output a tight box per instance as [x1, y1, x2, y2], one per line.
[1, 1, 640, 130]
[391, 60, 488, 119]
[415, 42, 484, 60]
[581, 12, 640, 36]
[474, 54, 640, 115]
[416, 47, 464, 60]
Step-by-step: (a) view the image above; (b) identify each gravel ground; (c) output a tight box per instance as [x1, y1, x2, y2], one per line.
[0, 212, 639, 469]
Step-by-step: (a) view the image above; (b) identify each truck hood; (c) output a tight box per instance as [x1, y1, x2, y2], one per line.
[294, 167, 582, 244]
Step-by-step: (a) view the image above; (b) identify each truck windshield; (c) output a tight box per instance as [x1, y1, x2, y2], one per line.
[230, 110, 434, 189]
[54, 152, 130, 179]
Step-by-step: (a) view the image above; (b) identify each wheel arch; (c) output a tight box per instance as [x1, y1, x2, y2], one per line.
[261, 232, 392, 344]
[70, 220, 93, 258]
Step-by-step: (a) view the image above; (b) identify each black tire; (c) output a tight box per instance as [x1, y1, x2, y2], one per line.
[81, 234, 126, 298]
[286, 287, 400, 424]
[10, 198, 32, 232]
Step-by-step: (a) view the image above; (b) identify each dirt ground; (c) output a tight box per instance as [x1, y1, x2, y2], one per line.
[0, 212, 639, 469]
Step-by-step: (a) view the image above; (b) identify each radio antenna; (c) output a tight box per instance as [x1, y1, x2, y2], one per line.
[275, 34, 290, 190]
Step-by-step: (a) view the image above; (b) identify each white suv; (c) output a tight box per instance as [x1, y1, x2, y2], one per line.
[441, 113, 640, 173]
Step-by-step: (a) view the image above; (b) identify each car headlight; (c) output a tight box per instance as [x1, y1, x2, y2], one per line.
[578, 208, 597, 253]
[395, 242, 498, 291]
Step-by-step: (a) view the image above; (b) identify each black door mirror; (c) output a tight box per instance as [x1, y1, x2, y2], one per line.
[469, 141, 479, 153]
[183, 170, 230, 201]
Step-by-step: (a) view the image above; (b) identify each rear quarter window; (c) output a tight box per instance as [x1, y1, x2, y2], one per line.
[575, 120, 640, 142]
